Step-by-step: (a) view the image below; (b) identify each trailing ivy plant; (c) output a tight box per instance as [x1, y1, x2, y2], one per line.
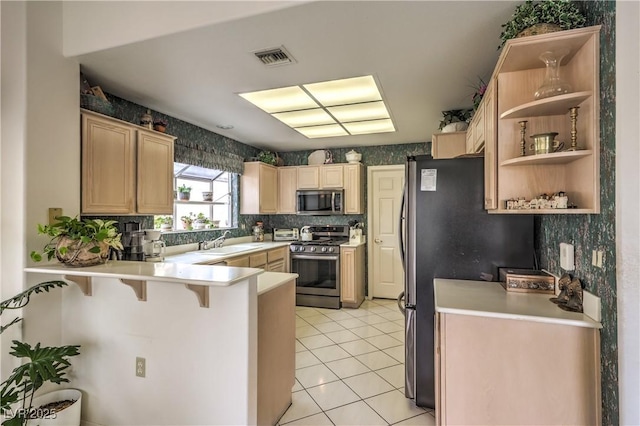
[498, 0, 586, 49]
[0, 281, 81, 426]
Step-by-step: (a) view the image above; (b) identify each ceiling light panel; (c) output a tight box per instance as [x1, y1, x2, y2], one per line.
[272, 109, 336, 127]
[343, 119, 396, 135]
[295, 124, 348, 138]
[327, 101, 390, 123]
[239, 86, 318, 113]
[303, 75, 382, 106]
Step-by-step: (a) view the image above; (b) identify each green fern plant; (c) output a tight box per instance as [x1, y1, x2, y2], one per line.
[0, 281, 81, 426]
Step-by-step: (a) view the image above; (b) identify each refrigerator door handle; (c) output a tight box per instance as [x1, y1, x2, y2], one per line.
[398, 182, 406, 270]
[405, 306, 416, 400]
[397, 291, 405, 314]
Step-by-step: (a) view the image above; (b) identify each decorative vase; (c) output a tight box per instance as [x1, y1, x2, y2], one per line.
[55, 237, 108, 267]
[153, 124, 166, 133]
[26, 388, 82, 426]
[441, 122, 469, 133]
[534, 49, 572, 100]
[202, 191, 213, 202]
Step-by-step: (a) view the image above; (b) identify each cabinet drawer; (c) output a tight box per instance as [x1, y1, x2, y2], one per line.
[267, 260, 285, 273]
[225, 256, 249, 267]
[267, 247, 287, 263]
[250, 252, 268, 268]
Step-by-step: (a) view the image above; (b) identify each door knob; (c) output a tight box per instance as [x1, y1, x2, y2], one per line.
[374, 238, 382, 244]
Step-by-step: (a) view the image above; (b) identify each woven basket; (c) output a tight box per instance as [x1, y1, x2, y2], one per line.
[517, 23, 562, 38]
[55, 237, 109, 267]
[80, 94, 115, 116]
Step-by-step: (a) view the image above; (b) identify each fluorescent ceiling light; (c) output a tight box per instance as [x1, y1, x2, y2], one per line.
[343, 119, 396, 135]
[303, 75, 382, 106]
[294, 124, 348, 138]
[327, 101, 390, 123]
[239, 86, 318, 113]
[272, 109, 336, 127]
[239, 75, 395, 138]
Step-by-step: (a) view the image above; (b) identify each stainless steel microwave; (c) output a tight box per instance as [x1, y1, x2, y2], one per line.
[296, 190, 344, 215]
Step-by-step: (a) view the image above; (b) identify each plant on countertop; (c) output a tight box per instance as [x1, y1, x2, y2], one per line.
[180, 213, 196, 230]
[438, 109, 473, 131]
[30, 216, 123, 267]
[154, 215, 173, 230]
[1, 281, 81, 426]
[257, 151, 277, 166]
[498, 0, 586, 49]
[194, 213, 213, 230]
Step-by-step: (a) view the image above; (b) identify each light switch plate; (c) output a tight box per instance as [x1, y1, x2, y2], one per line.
[560, 243, 575, 270]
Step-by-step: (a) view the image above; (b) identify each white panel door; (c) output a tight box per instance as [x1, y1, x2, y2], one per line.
[368, 165, 405, 299]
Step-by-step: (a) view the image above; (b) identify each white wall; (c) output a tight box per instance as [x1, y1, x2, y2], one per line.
[616, 1, 640, 424]
[62, 1, 307, 57]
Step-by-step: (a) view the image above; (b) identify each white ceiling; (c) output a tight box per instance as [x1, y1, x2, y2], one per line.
[77, 1, 520, 152]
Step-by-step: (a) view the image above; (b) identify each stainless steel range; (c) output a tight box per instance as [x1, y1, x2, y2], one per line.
[290, 225, 350, 309]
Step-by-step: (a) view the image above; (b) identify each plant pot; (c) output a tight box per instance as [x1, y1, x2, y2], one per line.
[153, 124, 166, 133]
[202, 191, 213, 202]
[26, 388, 82, 426]
[160, 224, 172, 231]
[182, 221, 192, 230]
[55, 237, 108, 267]
[441, 122, 468, 133]
[193, 221, 206, 230]
[178, 192, 191, 201]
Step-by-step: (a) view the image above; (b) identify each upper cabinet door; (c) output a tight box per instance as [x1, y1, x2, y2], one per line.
[137, 130, 175, 214]
[320, 165, 344, 188]
[259, 163, 278, 214]
[81, 113, 136, 214]
[277, 166, 298, 214]
[343, 163, 364, 214]
[297, 166, 319, 189]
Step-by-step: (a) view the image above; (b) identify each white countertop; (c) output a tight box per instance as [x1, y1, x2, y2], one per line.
[434, 279, 601, 329]
[340, 240, 366, 247]
[165, 241, 292, 265]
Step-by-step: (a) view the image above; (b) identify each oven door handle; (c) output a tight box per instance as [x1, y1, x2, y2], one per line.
[291, 254, 339, 261]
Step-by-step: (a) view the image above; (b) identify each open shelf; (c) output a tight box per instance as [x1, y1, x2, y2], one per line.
[490, 208, 595, 215]
[501, 150, 592, 166]
[175, 200, 220, 205]
[500, 92, 591, 119]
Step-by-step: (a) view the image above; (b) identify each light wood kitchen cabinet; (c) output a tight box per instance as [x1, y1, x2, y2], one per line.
[431, 132, 466, 159]
[221, 247, 289, 272]
[277, 166, 298, 214]
[320, 165, 344, 188]
[241, 162, 278, 214]
[343, 163, 364, 214]
[224, 256, 249, 267]
[267, 247, 289, 273]
[81, 110, 175, 215]
[465, 126, 474, 154]
[483, 80, 498, 210]
[249, 252, 268, 269]
[490, 26, 601, 214]
[435, 311, 601, 425]
[340, 244, 365, 308]
[297, 166, 320, 189]
[472, 101, 485, 152]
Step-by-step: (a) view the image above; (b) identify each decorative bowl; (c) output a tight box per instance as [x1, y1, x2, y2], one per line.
[345, 150, 362, 163]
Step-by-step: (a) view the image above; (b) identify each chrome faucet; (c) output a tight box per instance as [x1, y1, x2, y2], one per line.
[199, 231, 232, 250]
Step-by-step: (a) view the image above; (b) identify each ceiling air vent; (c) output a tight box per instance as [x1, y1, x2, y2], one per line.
[253, 46, 296, 67]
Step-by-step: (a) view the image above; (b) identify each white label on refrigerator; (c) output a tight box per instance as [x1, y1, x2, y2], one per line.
[421, 169, 437, 191]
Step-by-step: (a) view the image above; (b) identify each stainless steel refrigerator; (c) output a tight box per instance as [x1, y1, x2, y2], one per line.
[399, 155, 534, 408]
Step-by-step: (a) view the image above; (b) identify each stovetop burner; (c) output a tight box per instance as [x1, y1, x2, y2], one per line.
[290, 225, 350, 254]
[290, 238, 349, 247]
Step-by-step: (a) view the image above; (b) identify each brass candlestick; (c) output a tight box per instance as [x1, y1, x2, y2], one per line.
[518, 120, 528, 156]
[567, 106, 580, 151]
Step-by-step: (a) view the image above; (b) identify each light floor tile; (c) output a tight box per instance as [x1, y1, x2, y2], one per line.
[324, 329, 361, 344]
[296, 325, 322, 339]
[358, 314, 390, 325]
[375, 364, 405, 388]
[325, 357, 370, 379]
[323, 310, 354, 321]
[296, 364, 340, 388]
[296, 317, 311, 328]
[392, 412, 436, 425]
[306, 380, 360, 411]
[281, 412, 334, 425]
[342, 371, 395, 399]
[389, 330, 405, 342]
[337, 317, 368, 329]
[311, 345, 352, 363]
[296, 350, 322, 369]
[356, 350, 400, 370]
[299, 334, 335, 350]
[325, 400, 387, 426]
[313, 321, 346, 334]
[292, 379, 303, 392]
[367, 305, 396, 314]
[339, 339, 380, 356]
[394, 318, 405, 326]
[296, 340, 307, 353]
[303, 314, 334, 325]
[365, 334, 403, 350]
[278, 390, 322, 424]
[383, 345, 406, 363]
[378, 310, 404, 321]
[350, 325, 386, 339]
[296, 308, 322, 318]
[364, 390, 426, 424]
[344, 308, 371, 318]
[372, 321, 404, 333]
[372, 298, 397, 306]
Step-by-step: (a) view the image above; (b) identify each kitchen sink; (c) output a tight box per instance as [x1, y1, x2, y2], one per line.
[193, 244, 258, 255]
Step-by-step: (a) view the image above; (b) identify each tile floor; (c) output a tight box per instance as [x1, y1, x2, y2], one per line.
[278, 298, 435, 426]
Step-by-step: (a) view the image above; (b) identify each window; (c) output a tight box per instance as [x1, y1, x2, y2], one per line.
[155, 163, 233, 231]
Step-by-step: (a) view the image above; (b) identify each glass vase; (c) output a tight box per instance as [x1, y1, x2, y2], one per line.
[534, 49, 572, 100]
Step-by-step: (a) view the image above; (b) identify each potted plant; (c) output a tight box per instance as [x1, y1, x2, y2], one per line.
[193, 213, 211, 230]
[498, 0, 586, 49]
[154, 215, 173, 231]
[438, 109, 473, 132]
[256, 151, 277, 166]
[177, 184, 192, 201]
[1, 281, 82, 426]
[202, 191, 213, 202]
[153, 118, 168, 133]
[180, 213, 195, 230]
[30, 216, 123, 267]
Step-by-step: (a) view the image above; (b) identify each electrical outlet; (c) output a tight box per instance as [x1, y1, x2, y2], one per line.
[136, 357, 146, 378]
[596, 250, 604, 268]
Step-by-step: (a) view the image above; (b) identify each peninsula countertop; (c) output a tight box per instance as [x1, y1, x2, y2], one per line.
[435, 278, 602, 329]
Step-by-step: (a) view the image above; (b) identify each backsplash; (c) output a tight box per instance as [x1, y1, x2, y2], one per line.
[535, 1, 617, 423]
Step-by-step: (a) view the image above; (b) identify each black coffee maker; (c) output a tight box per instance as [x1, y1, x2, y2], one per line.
[121, 221, 144, 261]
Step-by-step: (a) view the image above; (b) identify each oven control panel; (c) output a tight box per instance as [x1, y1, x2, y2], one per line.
[290, 245, 337, 254]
